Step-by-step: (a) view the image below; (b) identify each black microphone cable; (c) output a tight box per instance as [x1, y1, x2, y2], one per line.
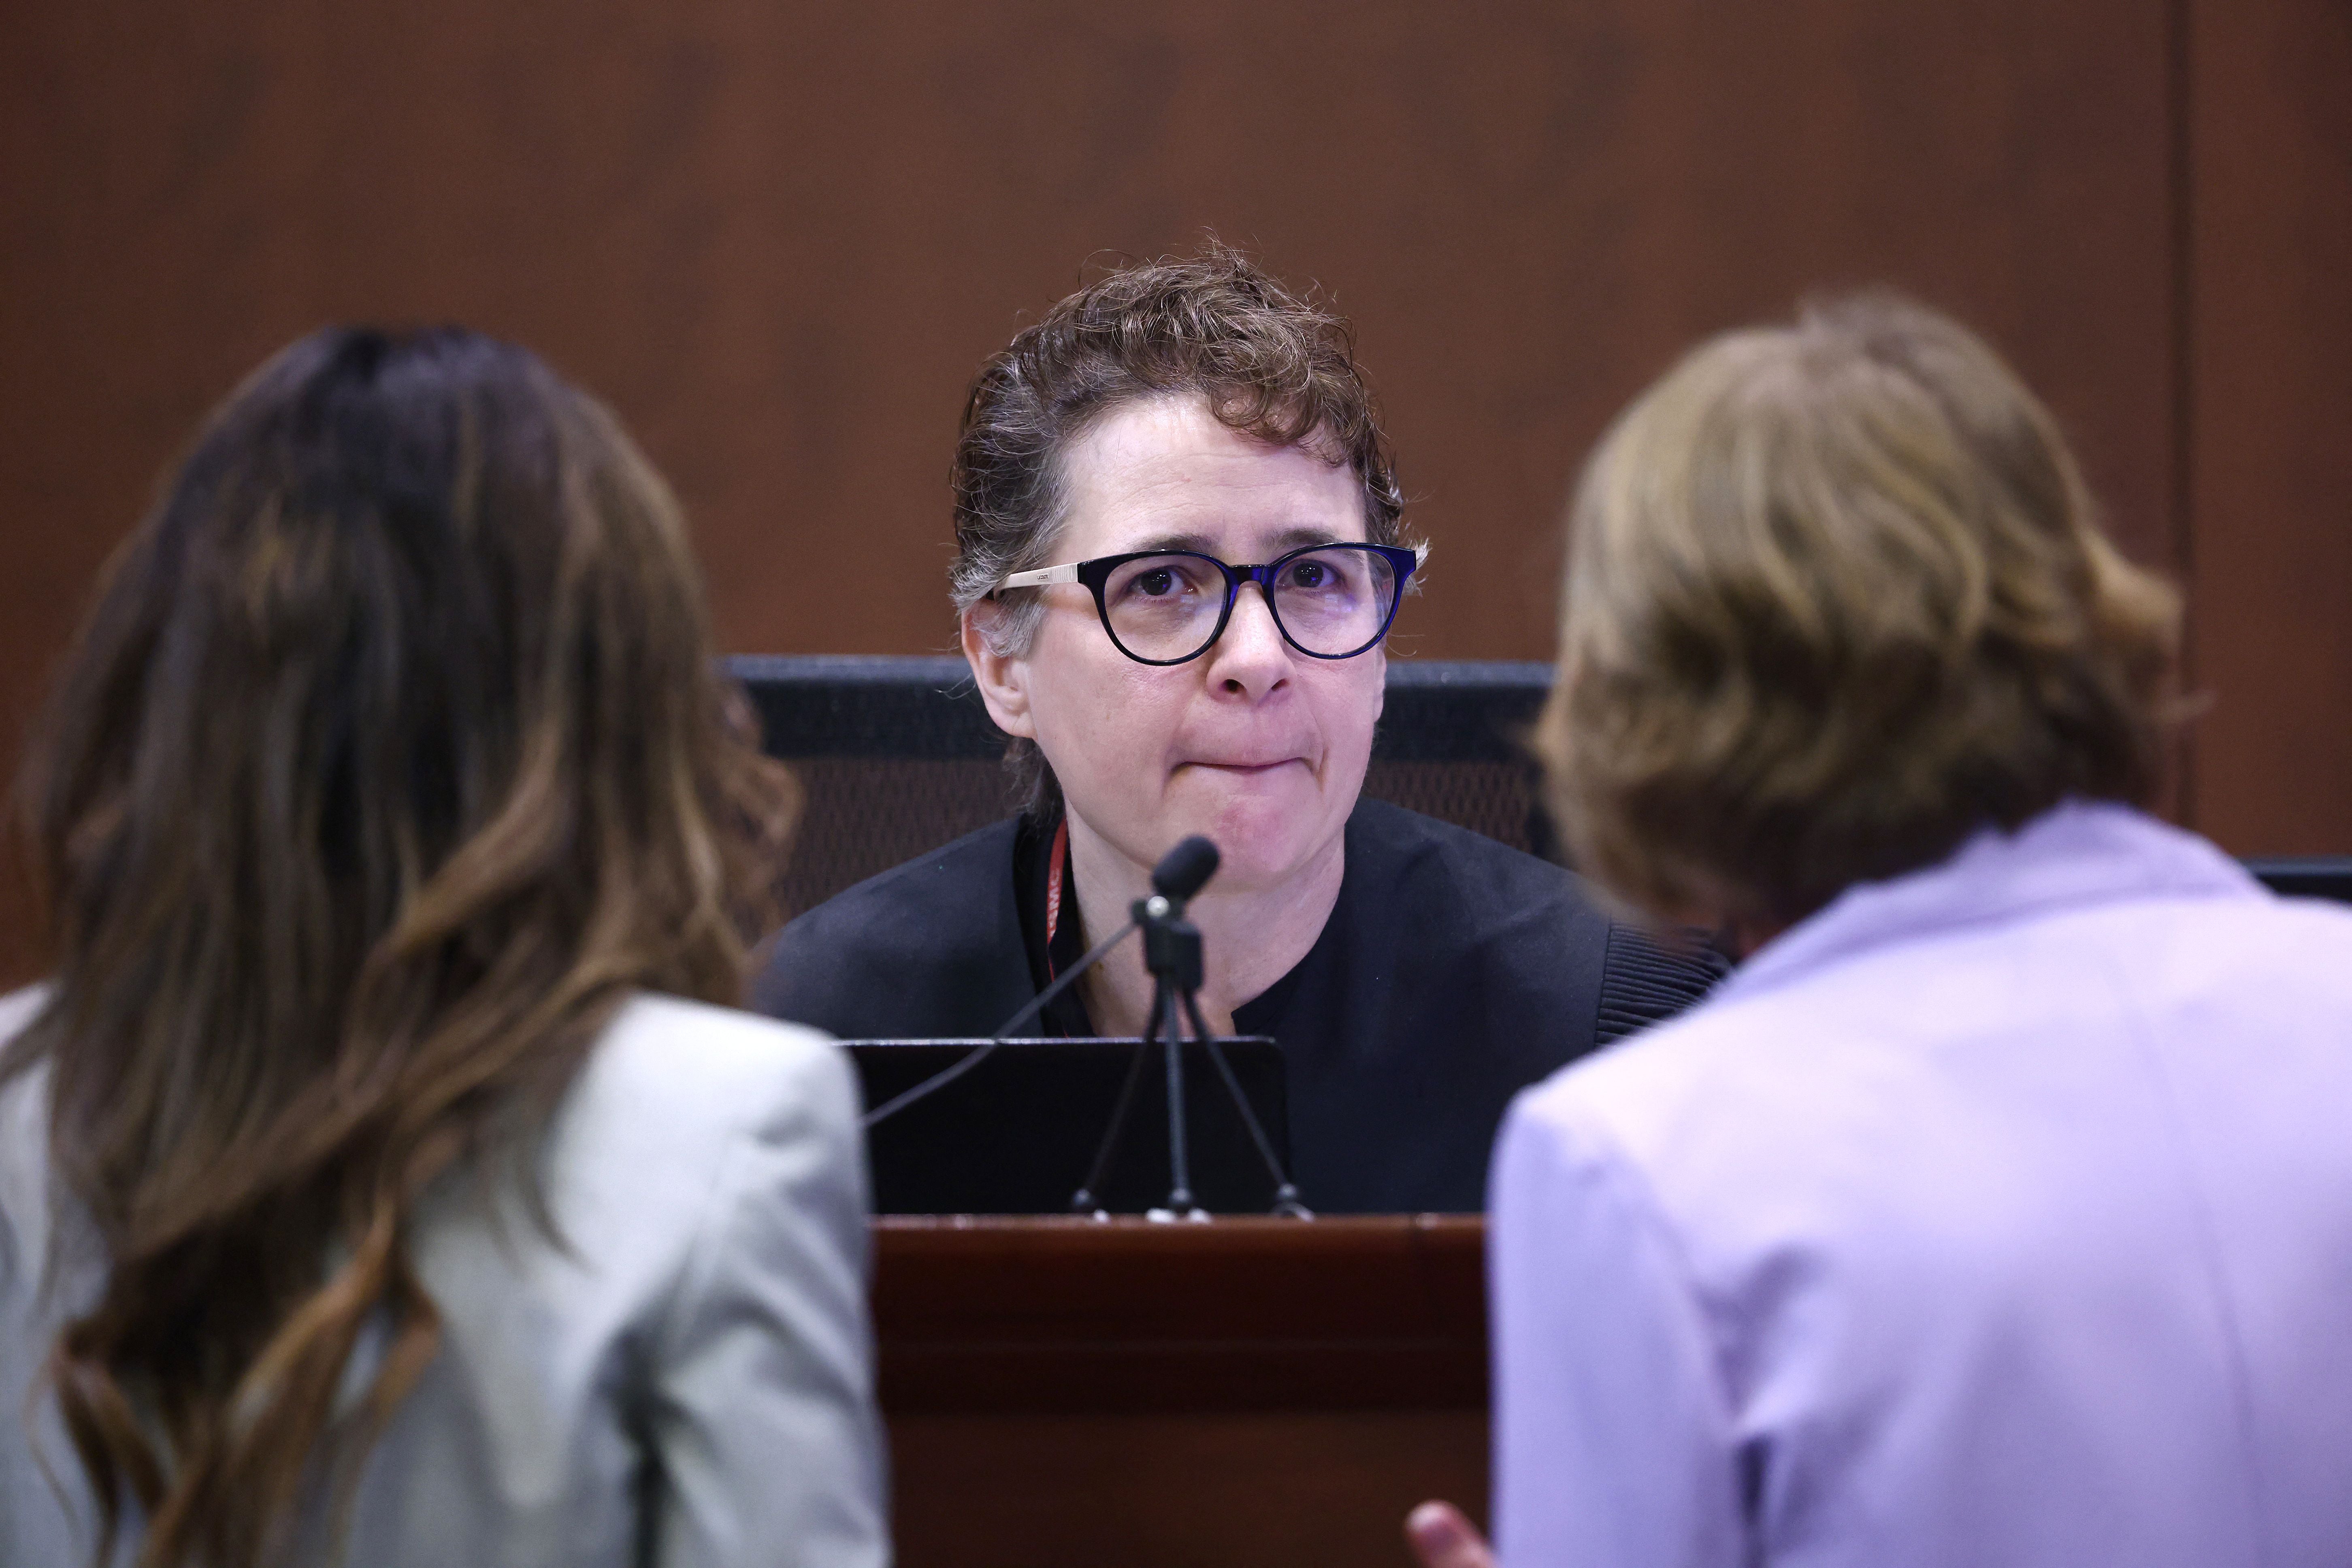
[858, 915, 1138, 1129]
[856, 833, 1222, 1130]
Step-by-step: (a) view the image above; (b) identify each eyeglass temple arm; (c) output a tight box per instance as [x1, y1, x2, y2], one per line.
[997, 562, 1082, 590]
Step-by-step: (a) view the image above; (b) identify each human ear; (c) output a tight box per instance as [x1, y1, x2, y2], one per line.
[961, 602, 1038, 740]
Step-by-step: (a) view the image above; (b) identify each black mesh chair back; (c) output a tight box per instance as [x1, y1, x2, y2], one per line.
[730, 654, 2352, 921]
[729, 654, 1557, 919]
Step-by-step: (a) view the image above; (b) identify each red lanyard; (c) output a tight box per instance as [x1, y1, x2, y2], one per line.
[1043, 816, 1070, 980]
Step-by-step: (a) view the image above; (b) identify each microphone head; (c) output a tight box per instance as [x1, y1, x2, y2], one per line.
[1150, 835, 1220, 901]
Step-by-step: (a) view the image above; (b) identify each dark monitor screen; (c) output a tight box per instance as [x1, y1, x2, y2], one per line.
[845, 1038, 1289, 1216]
[2244, 858, 2352, 906]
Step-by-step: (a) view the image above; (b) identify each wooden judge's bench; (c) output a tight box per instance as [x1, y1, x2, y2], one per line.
[874, 1214, 1489, 1568]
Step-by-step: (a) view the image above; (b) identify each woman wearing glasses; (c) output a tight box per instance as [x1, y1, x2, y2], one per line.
[755, 247, 1721, 1213]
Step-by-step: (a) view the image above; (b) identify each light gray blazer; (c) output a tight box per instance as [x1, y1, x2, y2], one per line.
[0, 986, 890, 1568]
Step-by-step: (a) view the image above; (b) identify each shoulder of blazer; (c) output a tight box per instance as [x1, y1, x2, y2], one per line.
[580, 993, 855, 1148]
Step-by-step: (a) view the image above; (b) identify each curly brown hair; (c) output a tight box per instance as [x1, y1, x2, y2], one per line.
[952, 242, 1408, 814]
[1536, 292, 2181, 929]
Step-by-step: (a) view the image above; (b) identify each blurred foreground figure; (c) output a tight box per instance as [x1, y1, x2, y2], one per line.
[1484, 296, 2352, 1566]
[0, 330, 888, 1568]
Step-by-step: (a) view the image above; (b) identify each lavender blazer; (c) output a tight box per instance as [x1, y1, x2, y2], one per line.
[1490, 803, 2352, 1567]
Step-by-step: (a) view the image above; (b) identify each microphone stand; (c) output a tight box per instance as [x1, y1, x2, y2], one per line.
[864, 829, 1307, 1219]
[1070, 889, 1312, 1221]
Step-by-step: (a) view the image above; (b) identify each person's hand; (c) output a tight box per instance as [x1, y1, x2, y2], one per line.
[1405, 1500, 1496, 1568]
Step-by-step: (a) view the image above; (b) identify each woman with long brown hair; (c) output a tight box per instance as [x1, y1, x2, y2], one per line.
[0, 328, 887, 1568]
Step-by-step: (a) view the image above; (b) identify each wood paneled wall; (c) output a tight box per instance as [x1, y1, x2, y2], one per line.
[2, 0, 2346, 983]
[2186, 0, 2352, 852]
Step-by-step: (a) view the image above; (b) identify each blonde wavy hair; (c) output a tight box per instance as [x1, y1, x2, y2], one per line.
[1536, 293, 2180, 928]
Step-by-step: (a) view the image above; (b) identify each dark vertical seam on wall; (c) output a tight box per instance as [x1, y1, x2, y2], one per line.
[2169, 0, 2201, 833]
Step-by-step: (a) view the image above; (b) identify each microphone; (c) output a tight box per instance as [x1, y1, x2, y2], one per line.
[859, 833, 1223, 1129]
[1150, 835, 1219, 903]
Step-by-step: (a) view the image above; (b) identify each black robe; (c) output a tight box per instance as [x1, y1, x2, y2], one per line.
[752, 798, 1724, 1212]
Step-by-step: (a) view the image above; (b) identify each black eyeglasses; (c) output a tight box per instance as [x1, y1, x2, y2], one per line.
[997, 541, 1423, 666]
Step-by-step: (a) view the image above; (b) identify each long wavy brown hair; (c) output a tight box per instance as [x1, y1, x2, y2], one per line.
[2, 326, 796, 1567]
